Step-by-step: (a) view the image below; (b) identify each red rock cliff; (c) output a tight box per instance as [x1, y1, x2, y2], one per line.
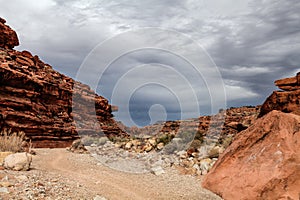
[0, 18, 19, 49]
[0, 18, 127, 148]
[259, 72, 300, 116]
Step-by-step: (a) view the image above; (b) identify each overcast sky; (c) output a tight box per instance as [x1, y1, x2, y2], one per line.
[1, 0, 299, 126]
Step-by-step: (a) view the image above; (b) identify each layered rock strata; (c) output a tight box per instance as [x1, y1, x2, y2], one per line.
[0, 18, 127, 148]
[259, 72, 300, 116]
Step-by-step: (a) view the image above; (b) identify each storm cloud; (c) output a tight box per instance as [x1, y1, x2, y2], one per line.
[1, 0, 299, 126]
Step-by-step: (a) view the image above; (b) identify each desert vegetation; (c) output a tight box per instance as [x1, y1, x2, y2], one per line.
[0, 128, 27, 152]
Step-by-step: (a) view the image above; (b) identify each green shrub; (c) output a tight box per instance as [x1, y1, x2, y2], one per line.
[156, 134, 174, 145]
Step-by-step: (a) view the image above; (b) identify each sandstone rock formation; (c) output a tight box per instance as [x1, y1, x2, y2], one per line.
[0, 18, 19, 49]
[259, 72, 300, 117]
[202, 110, 300, 200]
[0, 18, 127, 147]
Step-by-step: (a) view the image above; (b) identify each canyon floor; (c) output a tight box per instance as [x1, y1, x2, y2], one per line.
[0, 149, 222, 200]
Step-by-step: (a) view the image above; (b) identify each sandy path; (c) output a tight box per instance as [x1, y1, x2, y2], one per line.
[32, 148, 222, 200]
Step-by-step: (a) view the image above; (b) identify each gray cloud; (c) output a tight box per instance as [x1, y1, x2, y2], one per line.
[0, 0, 299, 126]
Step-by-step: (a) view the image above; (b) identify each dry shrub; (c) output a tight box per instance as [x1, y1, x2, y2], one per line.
[0, 128, 26, 152]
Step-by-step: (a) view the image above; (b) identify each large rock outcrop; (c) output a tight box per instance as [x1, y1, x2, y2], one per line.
[0, 17, 19, 49]
[259, 72, 300, 117]
[202, 110, 300, 200]
[0, 18, 127, 148]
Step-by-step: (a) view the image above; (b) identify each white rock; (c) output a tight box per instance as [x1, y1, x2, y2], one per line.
[98, 137, 109, 145]
[148, 139, 157, 146]
[125, 142, 133, 150]
[4, 152, 32, 171]
[151, 166, 165, 176]
[16, 175, 28, 182]
[156, 142, 164, 150]
[93, 195, 107, 200]
[176, 150, 186, 156]
[192, 164, 200, 171]
[199, 158, 212, 172]
[0, 187, 9, 193]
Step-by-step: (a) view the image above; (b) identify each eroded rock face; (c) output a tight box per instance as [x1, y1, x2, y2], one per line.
[202, 111, 300, 200]
[0, 17, 19, 49]
[259, 72, 300, 117]
[0, 18, 127, 148]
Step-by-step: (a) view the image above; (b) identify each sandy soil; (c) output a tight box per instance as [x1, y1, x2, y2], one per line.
[1, 149, 222, 200]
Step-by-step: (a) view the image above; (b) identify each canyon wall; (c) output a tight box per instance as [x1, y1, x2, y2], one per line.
[0, 17, 127, 148]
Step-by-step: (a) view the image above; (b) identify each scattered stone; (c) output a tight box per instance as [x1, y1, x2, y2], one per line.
[208, 146, 221, 158]
[98, 137, 109, 145]
[143, 144, 153, 152]
[156, 142, 164, 150]
[199, 158, 212, 173]
[148, 139, 157, 146]
[4, 152, 32, 171]
[125, 142, 133, 150]
[16, 175, 28, 181]
[0, 182, 13, 187]
[0, 187, 9, 193]
[94, 195, 107, 200]
[67, 139, 88, 154]
[151, 166, 165, 176]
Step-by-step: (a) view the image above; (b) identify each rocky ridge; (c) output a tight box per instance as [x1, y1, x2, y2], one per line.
[259, 72, 300, 116]
[0, 17, 127, 148]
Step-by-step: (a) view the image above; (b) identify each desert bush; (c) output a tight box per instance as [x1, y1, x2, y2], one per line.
[189, 139, 203, 149]
[220, 135, 233, 148]
[0, 129, 26, 152]
[81, 135, 96, 146]
[156, 134, 174, 145]
[194, 130, 204, 143]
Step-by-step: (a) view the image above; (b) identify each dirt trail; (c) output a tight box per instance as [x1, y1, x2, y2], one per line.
[32, 148, 222, 200]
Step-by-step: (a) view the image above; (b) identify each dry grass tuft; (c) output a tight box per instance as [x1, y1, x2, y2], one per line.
[0, 128, 26, 152]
